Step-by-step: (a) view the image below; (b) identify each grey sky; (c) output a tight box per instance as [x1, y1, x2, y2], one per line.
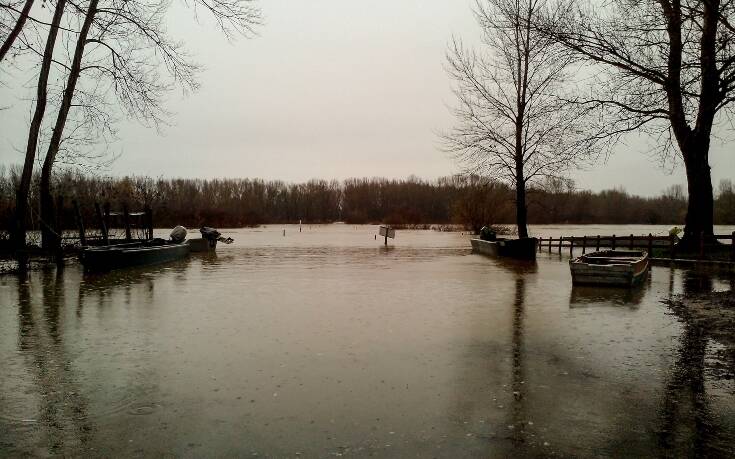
[1, 0, 733, 195]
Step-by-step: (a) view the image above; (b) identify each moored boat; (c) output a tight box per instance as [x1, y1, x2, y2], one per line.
[569, 250, 650, 287]
[80, 240, 190, 271]
[470, 237, 538, 260]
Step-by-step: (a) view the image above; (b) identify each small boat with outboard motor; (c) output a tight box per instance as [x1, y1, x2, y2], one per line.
[80, 226, 233, 271]
[470, 226, 538, 260]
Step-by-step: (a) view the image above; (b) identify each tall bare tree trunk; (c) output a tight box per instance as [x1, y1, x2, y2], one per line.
[0, 0, 35, 63]
[13, 0, 66, 256]
[681, 141, 715, 247]
[515, 169, 528, 238]
[40, 0, 98, 250]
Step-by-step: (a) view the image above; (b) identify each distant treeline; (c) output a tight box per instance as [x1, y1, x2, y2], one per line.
[1, 167, 734, 231]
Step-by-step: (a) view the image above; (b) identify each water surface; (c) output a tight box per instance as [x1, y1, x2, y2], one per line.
[1, 225, 734, 457]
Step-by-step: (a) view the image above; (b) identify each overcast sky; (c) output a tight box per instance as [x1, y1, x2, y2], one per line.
[1, 0, 733, 196]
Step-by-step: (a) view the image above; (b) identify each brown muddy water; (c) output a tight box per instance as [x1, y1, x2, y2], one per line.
[1, 224, 734, 457]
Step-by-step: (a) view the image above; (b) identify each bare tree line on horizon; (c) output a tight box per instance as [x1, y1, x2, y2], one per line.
[0, 169, 733, 236]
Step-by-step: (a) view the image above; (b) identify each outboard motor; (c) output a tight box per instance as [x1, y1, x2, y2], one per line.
[200, 227, 234, 247]
[480, 226, 496, 241]
[170, 225, 187, 243]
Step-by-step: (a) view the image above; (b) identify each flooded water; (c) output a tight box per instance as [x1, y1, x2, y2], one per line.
[1, 224, 734, 457]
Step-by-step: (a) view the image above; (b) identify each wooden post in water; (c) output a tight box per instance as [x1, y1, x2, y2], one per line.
[123, 205, 132, 241]
[144, 206, 153, 240]
[548, 237, 552, 253]
[569, 237, 574, 257]
[582, 236, 587, 254]
[103, 202, 111, 237]
[596, 235, 600, 251]
[648, 233, 653, 256]
[611, 234, 616, 250]
[558, 237, 563, 254]
[629, 234, 634, 250]
[73, 200, 86, 246]
[95, 202, 109, 245]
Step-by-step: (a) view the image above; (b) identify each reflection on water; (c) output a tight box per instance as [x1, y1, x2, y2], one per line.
[0, 226, 733, 456]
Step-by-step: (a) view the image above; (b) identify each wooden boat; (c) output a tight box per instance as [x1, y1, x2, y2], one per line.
[569, 250, 650, 287]
[80, 240, 190, 271]
[470, 237, 538, 260]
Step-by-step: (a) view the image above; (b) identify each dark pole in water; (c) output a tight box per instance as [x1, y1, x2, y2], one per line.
[123, 205, 132, 241]
[648, 234, 653, 256]
[612, 234, 616, 250]
[385, 230, 388, 246]
[103, 202, 111, 237]
[73, 200, 86, 246]
[95, 202, 108, 245]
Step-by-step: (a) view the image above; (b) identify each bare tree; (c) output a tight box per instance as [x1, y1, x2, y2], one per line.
[540, 0, 735, 247]
[12, 0, 66, 254]
[31, 0, 260, 248]
[443, 0, 601, 238]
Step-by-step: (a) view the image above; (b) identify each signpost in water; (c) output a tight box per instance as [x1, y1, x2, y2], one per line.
[379, 225, 395, 246]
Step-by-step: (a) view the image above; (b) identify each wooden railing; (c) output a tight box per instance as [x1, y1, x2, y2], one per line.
[537, 232, 735, 261]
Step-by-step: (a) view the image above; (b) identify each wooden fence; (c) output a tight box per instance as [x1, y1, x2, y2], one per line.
[537, 232, 735, 261]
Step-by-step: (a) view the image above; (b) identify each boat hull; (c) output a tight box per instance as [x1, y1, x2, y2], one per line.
[570, 250, 650, 287]
[80, 242, 190, 271]
[187, 237, 217, 253]
[471, 237, 538, 260]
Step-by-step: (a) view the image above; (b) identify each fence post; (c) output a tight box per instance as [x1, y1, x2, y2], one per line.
[570, 237, 574, 257]
[596, 235, 600, 251]
[123, 205, 132, 241]
[548, 237, 552, 253]
[629, 234, 634, 250]
[648, 233, 653, 256]
[558, 236, 563, 254]
[73, 200, 86, 246]
[582, 236, 587, 254]
[95, 202, 109, 245]
[612, 234, 616, 250]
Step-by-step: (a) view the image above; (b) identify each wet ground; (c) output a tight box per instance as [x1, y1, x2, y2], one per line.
[1, 225, 734, 457]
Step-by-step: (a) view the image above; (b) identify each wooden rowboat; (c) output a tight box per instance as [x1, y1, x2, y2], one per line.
[470, 237, 538, 260]
[569, 250, 650, 287]
[80, 240, 190, 271]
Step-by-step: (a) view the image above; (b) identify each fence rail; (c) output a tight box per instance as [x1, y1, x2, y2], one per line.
[537, 232, 735, 261]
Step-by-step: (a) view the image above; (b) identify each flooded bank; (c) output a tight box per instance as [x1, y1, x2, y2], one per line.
[1, 225, 734, 457]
